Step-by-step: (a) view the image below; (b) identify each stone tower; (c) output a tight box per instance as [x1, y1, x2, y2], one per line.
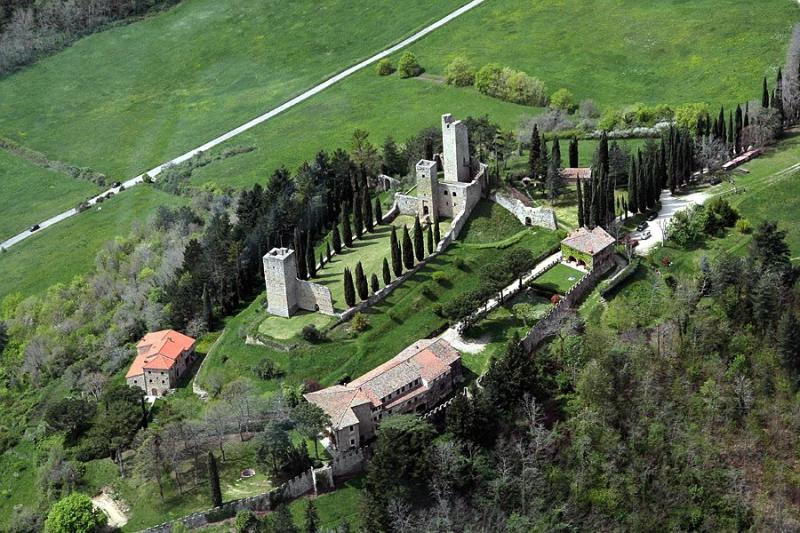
[441, 113, 470, 183]
[415, 159, 438, 222]
[263, 247, 298, 317]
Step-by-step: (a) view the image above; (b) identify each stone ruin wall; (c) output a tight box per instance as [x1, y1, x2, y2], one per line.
[296, 280, 335, 316]
[492, 191, 557, 230]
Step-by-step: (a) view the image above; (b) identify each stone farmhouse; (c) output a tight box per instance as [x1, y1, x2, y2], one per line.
[561, 226, 616, 271]
[562, 167, 592, 183]
[263, 246, 335, 318]
[126, 329, 196, 397]
[304, 338, 462, 452]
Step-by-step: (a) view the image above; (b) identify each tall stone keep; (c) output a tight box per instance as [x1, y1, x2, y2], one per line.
[441, 113, 470, 183]
[263, 247, 299, 317]
[415, 159, 439, 221]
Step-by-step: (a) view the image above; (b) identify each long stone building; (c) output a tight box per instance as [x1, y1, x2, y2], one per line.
[304, 338, 462, 451]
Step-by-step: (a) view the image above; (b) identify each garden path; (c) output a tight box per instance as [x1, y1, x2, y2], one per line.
[0, 0, 486, 251]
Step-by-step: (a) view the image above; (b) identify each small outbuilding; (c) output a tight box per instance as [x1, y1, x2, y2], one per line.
[126, 330, 196, 397]
[561, 226, 616, 271]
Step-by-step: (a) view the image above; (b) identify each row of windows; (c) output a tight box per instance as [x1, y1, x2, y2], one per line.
[442, 190, 457, 197]
[381, 378, 422, 403]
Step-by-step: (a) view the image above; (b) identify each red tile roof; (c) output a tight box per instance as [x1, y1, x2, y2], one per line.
[126, 330, 195, 378]
[561, 226, 615, 255]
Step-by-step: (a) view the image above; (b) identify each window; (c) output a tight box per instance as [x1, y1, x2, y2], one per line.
[452, 191, 457, 197]
[442, 190, 447, 196]
[350, 425, 354, 432]
[350, 438, 355, 446]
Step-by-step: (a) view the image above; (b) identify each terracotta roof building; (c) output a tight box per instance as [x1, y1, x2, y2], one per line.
[304, 338, 462, 451]
[562, 167, 592, 182]
[561, 226, 616, 271]
[126, 330, 196, 397]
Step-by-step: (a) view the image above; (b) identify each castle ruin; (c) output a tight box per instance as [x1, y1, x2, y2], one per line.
[263, 247, 334, 318]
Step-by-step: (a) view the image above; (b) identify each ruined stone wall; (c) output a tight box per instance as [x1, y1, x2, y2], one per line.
[296, 280, 335, 316]
[394, 194, 418, 216]
[492, 191, 557, 230]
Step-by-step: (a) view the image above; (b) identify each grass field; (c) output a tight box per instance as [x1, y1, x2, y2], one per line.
[0, 150, 98, 241]
[531, 263, 584, 295]
[0, 186, 186, 300]
[198, 201, 562, 393]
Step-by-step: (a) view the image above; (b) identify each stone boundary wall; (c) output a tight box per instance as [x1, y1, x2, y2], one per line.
[491, 191, 557, 230]
[331, 446, 369, 478]
[420, 387, 468, 425]
[394, 194, 418, 216]
[296, 280, 335, 316]
[521, 262, 613, 351]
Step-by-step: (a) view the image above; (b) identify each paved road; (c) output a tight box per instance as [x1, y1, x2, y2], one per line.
[1, 0, 486, 251]
[634, 189, 712, 254]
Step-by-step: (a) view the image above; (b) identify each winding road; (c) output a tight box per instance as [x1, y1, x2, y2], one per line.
[1, 0, 486, 251]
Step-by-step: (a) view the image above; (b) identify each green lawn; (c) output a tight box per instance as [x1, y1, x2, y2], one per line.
[0, 150, 98, 241]
[290, 477, 364, 531]
[0, 186, 186, 300]
[531, 263, 584, 295]
[198, 202, 562, 394]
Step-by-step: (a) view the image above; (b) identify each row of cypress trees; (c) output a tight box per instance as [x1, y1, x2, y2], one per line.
[343, 215, 440, 307]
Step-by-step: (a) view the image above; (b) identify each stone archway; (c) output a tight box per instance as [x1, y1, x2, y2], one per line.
[524, 217, 531, 226]
[568, 255, 577, 263]
[577, 259, 587, 268]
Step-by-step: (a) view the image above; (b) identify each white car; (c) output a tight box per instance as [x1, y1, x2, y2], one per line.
[640, 230, 652, 240]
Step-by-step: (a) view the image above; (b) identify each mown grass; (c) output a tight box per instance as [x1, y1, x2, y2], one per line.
[0, 186, 186, 300]
[198, 201, 562, 393]
[531, 263, 584, 295]
[0, 150, 98, 241]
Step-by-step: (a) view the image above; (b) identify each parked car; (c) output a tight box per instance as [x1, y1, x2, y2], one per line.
[709, 177, 722, 185]
[640, 230, 652, 240]
[111, 181, 122, 188]
[29, 224, 40, 232]
[647, 212, 658, 221]
[636, 222, 648, 232]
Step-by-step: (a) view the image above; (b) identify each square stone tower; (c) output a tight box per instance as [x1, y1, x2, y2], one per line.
[415, 159, 438, 221]
[263, 247, 298, 317]
[441, 114, 470, 183]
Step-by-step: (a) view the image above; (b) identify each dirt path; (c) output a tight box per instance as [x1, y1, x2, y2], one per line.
[92, 492, 128, 528]
[1, 0, 486, 252]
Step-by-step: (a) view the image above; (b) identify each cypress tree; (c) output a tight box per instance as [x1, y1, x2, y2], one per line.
[774, 68, 785, 122]
[426, 224, 434, 255]
[355, 262, 368, 300]
[576, 178, 585, 228]
[374, 198, 383, 226]
[320, 252, 325, 270]
[622, 198, 628, 220]
[274, 505, 298, 533]
[353, 193, 364, 239]
[208, 452, 222, 508]
[402, 225, 414, 270]
[588, 175, 598, 228]
[735, 104, 743, 153]
[568, 136, 579, 168]
[636, 150, 647, 213]
[370, 273, 380, 294]
[305, 499, 319, 533]
[341, 209, 353, 248]
[727, 111, 734, 145]
[528, 124, 541, 178]
[306, 236, 316, 278]
[413, 215, 424, 261]
[744, 102, 750, 129]
[326, 241, 332, 262]
[433, 219, 441, 244]
[762, 76, 770, 108]
[382, 257, 391, 285]
[201, 283, 213, 328]
[390, 226, 402, 276]
[294, 230, 308, 280]
[717, 106, 725, 141]
[363, 192, 374, 233]
[627, 155, 638, 215]
[332, 225, 342, 253]
[343, 268, 356, 307]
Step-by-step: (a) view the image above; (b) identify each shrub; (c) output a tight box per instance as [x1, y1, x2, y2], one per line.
[432, 303, 443, 316]
[387, 309, 402, 323]
[398, 52, 422, 78]
[444, 56, 475, 86]
[303, 379, 322, 393]
[235, 510, 259, 533]
[253, 358, 282, 380]
[736, 218, 752, 234]
[598, 108, 623, 131]
[550, 88, 575, 112]
[579, 99, 601, 119]
[350, 312, 369, 332]
[44, 494, 106, 533]
[432, 271, 448, 285]
[421, 281, 436, 299]
[474, 63, 504, 96]
[301, 324, 323, 343]
[376, 58, 395, 76]
[502, 68, 547, 106]
[454, 257, 467, 270]
[550, 294, 561, 305]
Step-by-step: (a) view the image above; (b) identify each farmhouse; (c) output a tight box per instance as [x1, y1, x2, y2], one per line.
[561, 226, 616, 271]
[304, 338, 462, 452]
[562, 167, 592, 183]
[126, 330, 196, 397]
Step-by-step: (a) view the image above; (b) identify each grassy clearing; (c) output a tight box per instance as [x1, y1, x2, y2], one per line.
[0, 150, 98, 240]
[531, 263, 584, 295]
[198, 201, 562, 394]
[459, 200, 525, 244]
[0, 186, 186, 300]
[289, 477, 363, 531]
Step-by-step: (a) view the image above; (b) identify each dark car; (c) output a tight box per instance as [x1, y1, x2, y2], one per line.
[709, 177, 722, 185]
[111, 181, 122, 188]
[647, 212, 658, 221]
[636, 222, 648, 232]
[29, 224, 40, 232]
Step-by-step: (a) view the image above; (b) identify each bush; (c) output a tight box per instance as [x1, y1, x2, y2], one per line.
[432, 271, 448, 285]
[421, 281, 436, 299]
[387, 309, 402, 323]
[44, 494, 107, 533]
[397, 52, 422, 78]
[432, 303, 443, 316]
[376, 58, 395, 76]
[350, 312, 370, 332]
[235, 510, 259, 533]
[454, 257, 467, 270]
[444, 56, 475, 86]
[736, 218, 752, 234]
[301, 324, 324, 343]
[579, 99, 601, 119]
[252, 358, 282, 380]
[550, 88, 575, 112]
[475, 64, 547, 106]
